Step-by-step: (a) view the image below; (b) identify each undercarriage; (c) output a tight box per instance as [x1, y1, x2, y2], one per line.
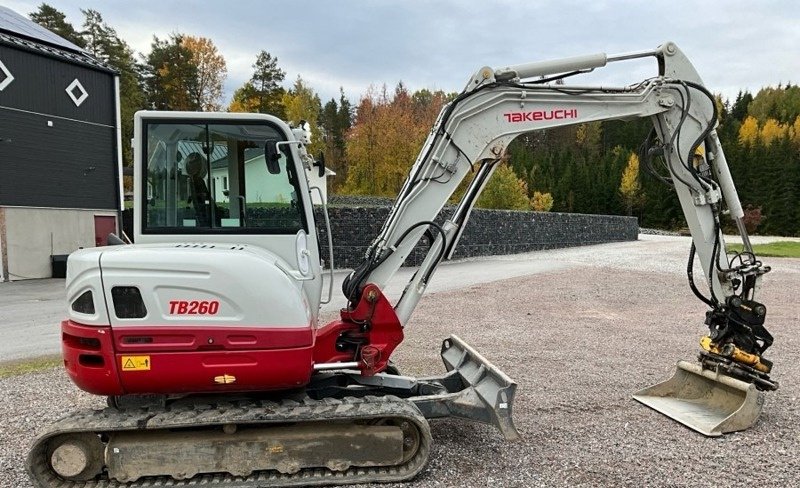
[27, 335, 519, 487]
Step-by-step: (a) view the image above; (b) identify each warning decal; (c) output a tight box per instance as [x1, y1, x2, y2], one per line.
[121, 355, 151, 371]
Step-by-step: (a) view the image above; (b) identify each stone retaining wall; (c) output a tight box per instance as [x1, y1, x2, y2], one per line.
[316, 199, 638, 269]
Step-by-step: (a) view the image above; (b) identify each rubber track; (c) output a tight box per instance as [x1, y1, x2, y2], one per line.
[26, 395, 432, 488]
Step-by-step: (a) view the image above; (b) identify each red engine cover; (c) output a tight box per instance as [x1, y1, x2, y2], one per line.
[62, 284, 404, 396]
[62, 320, 315, 395]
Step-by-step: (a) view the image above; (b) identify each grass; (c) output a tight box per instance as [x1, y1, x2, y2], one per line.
[0, 355, 62, 379]
[728, 241, 800, 258]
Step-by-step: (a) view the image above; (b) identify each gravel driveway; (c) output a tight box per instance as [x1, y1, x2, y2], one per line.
[2, 236, 798, 487]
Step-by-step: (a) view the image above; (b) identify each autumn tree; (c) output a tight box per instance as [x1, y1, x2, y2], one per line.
[738, 116, 760, 146]
[531, 191, 554, 212]
[182, 36, 227, 111]
[576, 122, 602, 156]
[760, 118, 788, 145]
[29, 3, 85, 48]
[229, 51, 286, 117]
[142, 34, 199, 110]
[282, 76, 323, 155]
[791, 116, 800, 146]
[344, 83, 446, 196]
[619, 152, 644, 215]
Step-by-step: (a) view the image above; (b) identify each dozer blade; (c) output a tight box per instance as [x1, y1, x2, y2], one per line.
[633, 360, 765, 437]
[413, 334, 521, 441]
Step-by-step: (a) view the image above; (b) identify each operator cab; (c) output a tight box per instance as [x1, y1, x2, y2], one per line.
[60, 112, 330, 396]
[132, 112, 325, 313]
[140, 119, 305, 235]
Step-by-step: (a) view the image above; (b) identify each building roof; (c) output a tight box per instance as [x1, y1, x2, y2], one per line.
[0, 6, 116, 73]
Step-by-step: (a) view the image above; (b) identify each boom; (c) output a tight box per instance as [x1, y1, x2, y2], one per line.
[343, 43, 769, 348]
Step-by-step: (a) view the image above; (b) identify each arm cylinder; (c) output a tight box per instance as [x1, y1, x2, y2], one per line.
[495, 53, 607, 81]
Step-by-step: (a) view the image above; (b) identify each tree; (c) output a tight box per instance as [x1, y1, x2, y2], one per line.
[282, 76, 323, 155]
[791, 116, 800, 147]
[319, 89, 352, 190]
[531, 191, 554, 212]
[748, 85, 800, 124]
[476, 163, 530, 210]
[142, 34, 199, 111]
[760, 118, 787, 145]
[228, 84, 259, 113]
[576, 122, 602, 156]
[80, 10, 144, 172]
[182, 36, 226, 111]
[738, 116, 760, 146]
[229, 51, 286, 117]
[81, 9, 114, 57]
[29, 4, 85, 48]
[619, 152, 643, 215]
[344, 84, 446, 196]
[730, 91, 753, 121]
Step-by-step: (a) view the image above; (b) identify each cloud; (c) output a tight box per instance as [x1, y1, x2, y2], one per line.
[7, 0, 798, 104]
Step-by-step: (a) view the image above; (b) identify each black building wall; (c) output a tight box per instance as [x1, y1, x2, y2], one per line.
[0, 43, 118, 209]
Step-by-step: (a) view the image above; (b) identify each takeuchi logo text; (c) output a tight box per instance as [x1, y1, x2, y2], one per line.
[503, 109, 578, 122]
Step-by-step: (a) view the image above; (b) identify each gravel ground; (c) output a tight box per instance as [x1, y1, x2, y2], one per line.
[2, 240, 799, 487]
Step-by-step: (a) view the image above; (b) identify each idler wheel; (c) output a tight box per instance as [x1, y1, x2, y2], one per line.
[49, 433, 104, 481]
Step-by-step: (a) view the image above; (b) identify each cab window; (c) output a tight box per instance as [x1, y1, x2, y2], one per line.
[142, 121, 306, 234]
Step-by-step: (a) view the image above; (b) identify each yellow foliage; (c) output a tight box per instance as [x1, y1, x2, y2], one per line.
[791, 116, 800, 146]
[531, 191, 554, 212]
[181, 36, 226, 111]
[281, 77, 323, 155]
[619, 152, 643, 215]
[760, 118, 788, 146]
[228, 97, 256, 113]
[738, 116, 760, 145]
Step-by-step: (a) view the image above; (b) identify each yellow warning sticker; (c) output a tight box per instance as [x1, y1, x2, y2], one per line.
[121, 356, 151, 371]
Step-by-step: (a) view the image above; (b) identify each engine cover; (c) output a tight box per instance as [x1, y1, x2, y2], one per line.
[62, 243, 316, 395]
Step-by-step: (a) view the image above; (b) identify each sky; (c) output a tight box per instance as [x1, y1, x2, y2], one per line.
[5, 0, 799, 106]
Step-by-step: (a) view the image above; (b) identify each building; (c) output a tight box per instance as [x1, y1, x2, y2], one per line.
[0, 6, 121, 281]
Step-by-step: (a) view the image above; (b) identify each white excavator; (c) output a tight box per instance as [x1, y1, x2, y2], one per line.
[27, 42, 776, 487]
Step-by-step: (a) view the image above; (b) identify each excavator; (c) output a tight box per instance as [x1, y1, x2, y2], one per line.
[27, 41, 777, 486]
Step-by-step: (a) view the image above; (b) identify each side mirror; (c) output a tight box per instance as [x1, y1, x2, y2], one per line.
[313, 152, 326, 178]
[264, 139, 281, 174]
